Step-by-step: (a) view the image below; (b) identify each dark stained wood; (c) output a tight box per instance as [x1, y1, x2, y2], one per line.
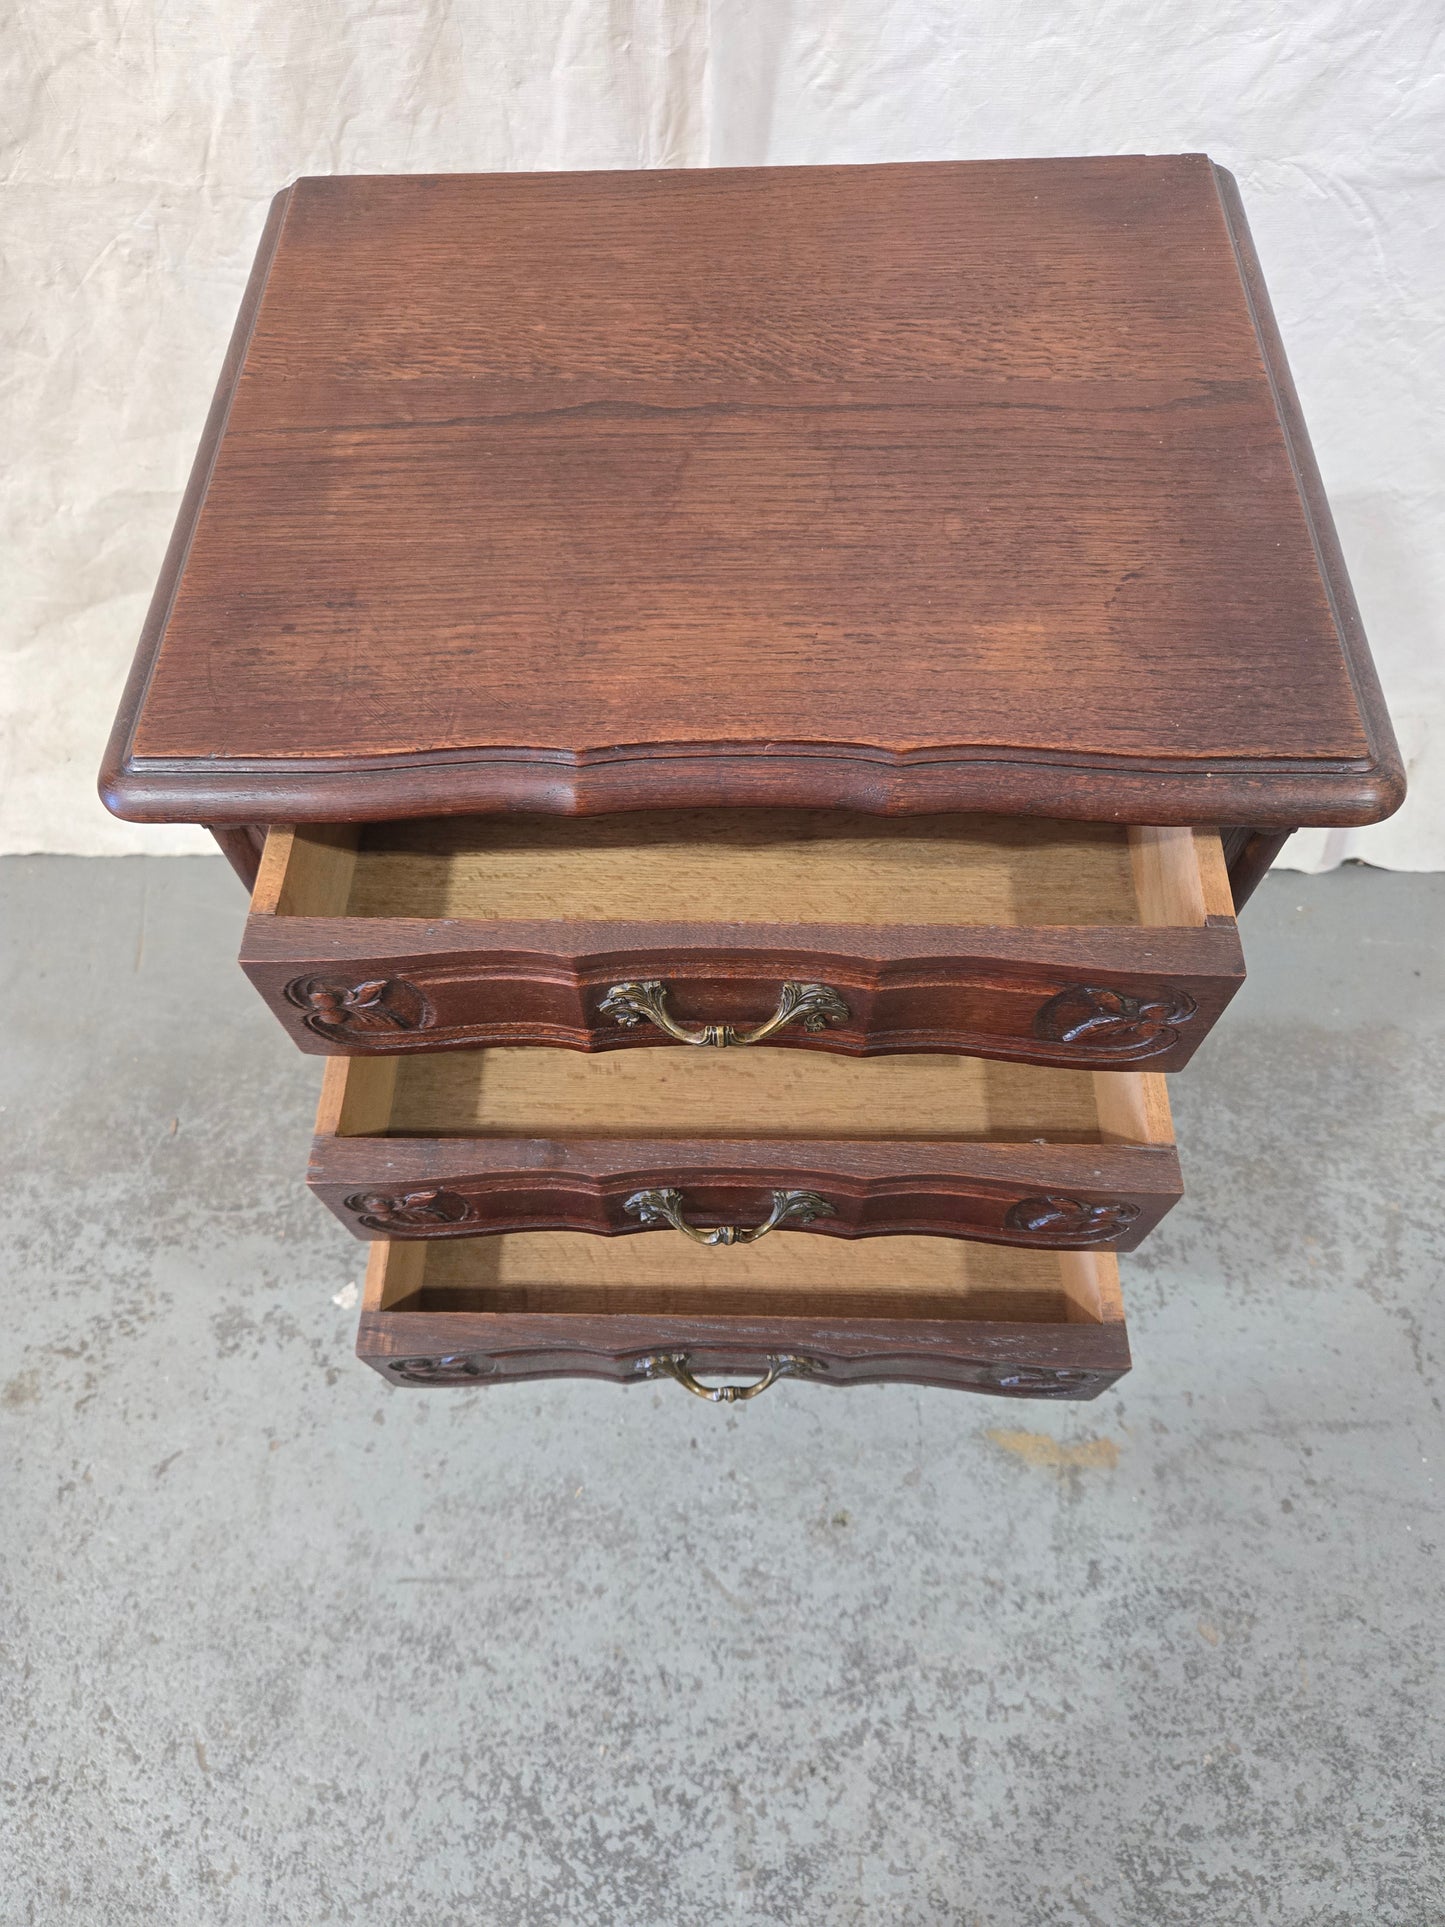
[356, 1308, 1129, 1399]
[245, 913, 1242, 1068]
[207, 823, 265, 888]
[101, 189, 294, 827]
[311, 1135, 1182, 1251]
[1222, 827, 1295, 909]
[1213, 167, 1401, 829]
[101, 157, 1402, 831]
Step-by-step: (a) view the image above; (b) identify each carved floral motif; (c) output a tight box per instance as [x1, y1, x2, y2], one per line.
[1003, 1194, 1141, 1244]
[343, 1187, 473, 1233]
[982, 1365, 1099, 1397]
[1032, 983, 1197, 1058]
[284, 974, 432, 1040]
[389, 1353, 493, 1384]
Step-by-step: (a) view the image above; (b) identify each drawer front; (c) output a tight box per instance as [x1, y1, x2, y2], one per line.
[311, 1142, 1181, 1252]
[359, 1316, 1127, 1400]
[242, 819, 1245, 1067]
[245, 933, 1241, 1069]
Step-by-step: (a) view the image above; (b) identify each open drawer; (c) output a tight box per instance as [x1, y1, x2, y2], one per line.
[310, 1045, 1180, 1251]
[242, 811, 1244, 1068]
[356, 1232, 1131, 1400]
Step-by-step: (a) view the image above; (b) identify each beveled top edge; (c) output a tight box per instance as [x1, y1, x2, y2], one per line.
[98, 158, 1405, 832]
[280, 152, 1203, 190]
[1208, 163, 1403, 832]
[102, 738, 1404, 828]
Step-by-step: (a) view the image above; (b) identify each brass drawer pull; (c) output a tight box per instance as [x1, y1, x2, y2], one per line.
[638, 1352, 824, 1402]
[624, 1186, 834, 1245]
[599, 978, 849, 1047]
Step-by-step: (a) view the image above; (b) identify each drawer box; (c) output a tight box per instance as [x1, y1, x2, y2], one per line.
[356, 1231, 1131, 1400]
[310, 1045, 1179, 1251]
[242, 811, 1244, 1068]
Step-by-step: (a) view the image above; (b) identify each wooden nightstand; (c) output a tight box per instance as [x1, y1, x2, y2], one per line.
[101, 157, 1402, 1404]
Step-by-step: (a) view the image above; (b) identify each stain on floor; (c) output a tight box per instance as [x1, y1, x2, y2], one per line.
[986, 1429, 1121, 1471]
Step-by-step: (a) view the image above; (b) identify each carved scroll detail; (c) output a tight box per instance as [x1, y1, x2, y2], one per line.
[982, 1365, 1099, 1397]
[284, 975, 432, 1040]
[1033, 984, 1197, 1058]
[1003, 1194, 1141, 1244]
[344, 1188, 473, 1233]
[389, 1353, 493, 1384]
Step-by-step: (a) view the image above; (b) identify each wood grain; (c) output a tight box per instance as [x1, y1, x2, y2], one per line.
[101, 156, 1402, 829]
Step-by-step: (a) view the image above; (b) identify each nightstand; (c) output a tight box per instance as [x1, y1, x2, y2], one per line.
[101, 157, 1402, 1403]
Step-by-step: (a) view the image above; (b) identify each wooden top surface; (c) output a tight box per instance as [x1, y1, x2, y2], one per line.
[102, 156, 1402, 826]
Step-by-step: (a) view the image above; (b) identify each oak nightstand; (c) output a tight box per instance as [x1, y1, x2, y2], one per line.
[102, 157, 1402, 1403]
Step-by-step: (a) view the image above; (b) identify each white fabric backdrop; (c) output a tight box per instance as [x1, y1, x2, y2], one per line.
[4, 1, 1441, 865]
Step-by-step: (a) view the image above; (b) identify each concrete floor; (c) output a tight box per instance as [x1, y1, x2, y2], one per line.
[3, 857, 1441, 1925]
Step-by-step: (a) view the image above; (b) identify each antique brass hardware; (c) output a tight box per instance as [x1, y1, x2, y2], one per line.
[598, 978, 849, 1047]
[623, 1187, 835, 1246]
[636, 1352, 825, 1402]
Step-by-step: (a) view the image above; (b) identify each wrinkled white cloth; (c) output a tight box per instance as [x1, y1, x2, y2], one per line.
[4, 0, 1440, 864]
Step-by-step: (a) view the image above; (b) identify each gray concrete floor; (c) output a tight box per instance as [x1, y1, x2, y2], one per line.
[3, 857, 1442, 1925]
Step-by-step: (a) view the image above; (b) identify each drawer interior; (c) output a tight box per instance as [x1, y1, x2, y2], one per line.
[323, 1049, 1172, 1147]
[258, 812, 1233, 928]
[365, 1230, 1124, 1325]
